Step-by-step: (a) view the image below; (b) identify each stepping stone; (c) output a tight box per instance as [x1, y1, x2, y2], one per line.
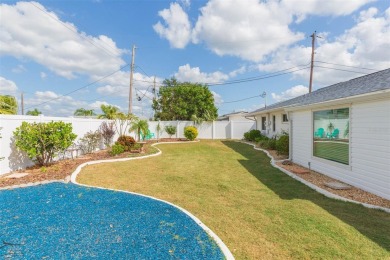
[4, 173, 29, 179]
[325, 181, 351, 190]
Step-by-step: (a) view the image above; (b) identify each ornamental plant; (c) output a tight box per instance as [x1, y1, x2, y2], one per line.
[184, 126, 198, 141]
[276, 134, 289, 155]
[99, 121, 115, 147]
[78, 130, 101, 154]
[13, 121, 77, 166]
[165, 125, 176, 138]
[115, 135, 136, 151]
[110, 144, 125, 156]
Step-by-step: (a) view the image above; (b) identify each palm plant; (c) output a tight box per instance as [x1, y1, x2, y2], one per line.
[98, 105, 119, 119]
[74, 108, 95, 117]
[26, 108, 42, 116]
[130, 119, 149, 141]
[0, 95, 18, 115]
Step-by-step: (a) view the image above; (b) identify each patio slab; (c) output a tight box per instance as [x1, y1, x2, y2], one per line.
[325, 181, 352, 190]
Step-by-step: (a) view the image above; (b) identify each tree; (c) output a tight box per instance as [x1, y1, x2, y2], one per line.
[74, 108, 95, 117]
[26, 108, 42, 116]
[0, 95, 18, 115]
[129, 119, 149, 141]
[98, 104, 120, 119]
[152, 78, 218, 121]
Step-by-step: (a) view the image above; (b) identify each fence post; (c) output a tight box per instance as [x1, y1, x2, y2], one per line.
[231, 121, 234, 139]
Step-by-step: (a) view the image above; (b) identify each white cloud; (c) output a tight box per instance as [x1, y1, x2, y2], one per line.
[40, 72, 47, 79]
[89, 101, 120, 110]
[271, 85, 308, 102]
[0, 77, 19, 95]
[0, 1, 125, 79]
[211, 91, 223, 107]
[282, 0, 373, 23]
[192, 0, 304, 62]
[153, 3, 192, 49]
[261, 7, 390, 86]
[174, 64, 229, 83]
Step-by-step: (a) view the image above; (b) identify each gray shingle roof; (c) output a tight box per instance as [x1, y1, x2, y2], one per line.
[248, 68, 390, 115]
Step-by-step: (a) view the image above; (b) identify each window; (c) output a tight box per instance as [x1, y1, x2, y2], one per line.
[272, 115, 276, 132]
[261, 117, 266, 130]
[313, 108, 349, 165]
[282, 114, 288, 122]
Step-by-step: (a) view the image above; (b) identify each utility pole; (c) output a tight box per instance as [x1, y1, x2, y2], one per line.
[153, 76, 157, 99]
[128, 45, 136, 114]
[21, 92, 24, 115]
[309, 31, 317, 93]
[261, 91, 267, 108]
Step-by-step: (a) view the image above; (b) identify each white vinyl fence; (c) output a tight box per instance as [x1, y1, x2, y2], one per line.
[0, 115, 255, 175]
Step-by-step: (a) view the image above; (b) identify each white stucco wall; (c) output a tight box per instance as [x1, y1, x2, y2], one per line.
[290, 97, 390, 200]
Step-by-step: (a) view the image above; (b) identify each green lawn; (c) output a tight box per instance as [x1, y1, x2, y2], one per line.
[77, 140, 390, 259]
[314, 141, 349, 165]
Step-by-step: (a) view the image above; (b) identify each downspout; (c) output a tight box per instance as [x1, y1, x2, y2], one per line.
[287, 111, 292, 161]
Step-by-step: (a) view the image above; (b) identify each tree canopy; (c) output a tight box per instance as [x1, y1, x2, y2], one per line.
[26, 108, 42, 116]
[152, 78, 218, 121]
[74, 108, 96, 117]
[0, 95, 18, 115]
[98, 105, 120, 119]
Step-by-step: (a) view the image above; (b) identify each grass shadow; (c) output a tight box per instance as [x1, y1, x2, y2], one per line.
[222, 140, 390, 252]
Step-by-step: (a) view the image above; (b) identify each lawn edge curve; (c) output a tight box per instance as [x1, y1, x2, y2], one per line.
[71, 140, 235, 260]
[242, 141, 390, 213]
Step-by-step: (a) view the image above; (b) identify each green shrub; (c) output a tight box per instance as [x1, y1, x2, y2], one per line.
[276, 134, 289, 155]
[110, 144, 125, 155]
[184, 126, 198, 141]
[258, 138, 277, 150]
[255, 135, 269, 142]
[165, 125, 177, 138]
[116, 135, 135, 151]
[13, 121, 77, 166]
[244, 129, 262, 141]
[78, 130, 101, 154]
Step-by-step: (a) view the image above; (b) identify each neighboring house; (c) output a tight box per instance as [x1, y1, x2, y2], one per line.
[217, 111, 253, 121]
[247, 68, 390, 200]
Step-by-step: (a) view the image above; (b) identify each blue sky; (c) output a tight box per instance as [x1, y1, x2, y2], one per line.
[1, 0, 389, 118]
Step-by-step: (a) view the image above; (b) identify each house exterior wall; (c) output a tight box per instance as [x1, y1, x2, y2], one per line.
[228, 115, 252, 121]
[290, 98, 390, 200]
[255, 111, 289, 137]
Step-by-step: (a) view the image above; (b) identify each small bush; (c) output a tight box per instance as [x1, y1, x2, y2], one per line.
[116, 135, 136, 151]
[244, 129, 262, 141]
[184, 126, 198, 141]
[78, 130, 101, 154]
[13, 121, 77, 166]
[165, 125, 177, 138]
[276, 134, 289, 155]
[110, 144, 125, 156]
[255, 135, 269, 142]
[99, 121, 115, 147]
[258, 138, 277, 150]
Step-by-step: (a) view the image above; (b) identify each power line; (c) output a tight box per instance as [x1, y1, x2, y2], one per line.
[29, 2, 121, 58]
[132, 63, 311, 87]
[314, 61, 378, 71]
[222, 94, 261, 104]
[314, 65, 372, 74]
[25, 64, 130, 110]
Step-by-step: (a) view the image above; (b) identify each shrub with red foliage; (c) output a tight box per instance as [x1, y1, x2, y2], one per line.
[116, 135, 136, 151]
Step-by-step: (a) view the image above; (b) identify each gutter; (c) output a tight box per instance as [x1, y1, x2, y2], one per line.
[245, 116, 257, 130]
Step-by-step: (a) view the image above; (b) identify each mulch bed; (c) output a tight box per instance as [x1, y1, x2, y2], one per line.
[275, 161, 390, 209]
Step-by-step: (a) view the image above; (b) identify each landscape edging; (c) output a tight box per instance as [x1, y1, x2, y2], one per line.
[70, 140, 235, 260]
[242, 141, 390, 213]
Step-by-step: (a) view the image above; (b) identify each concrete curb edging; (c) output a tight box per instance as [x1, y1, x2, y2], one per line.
[70, 141, 235, 260]
[242, 141, 390, 213]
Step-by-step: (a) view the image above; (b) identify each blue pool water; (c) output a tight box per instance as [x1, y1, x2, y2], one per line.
[0, 183, 224, 259]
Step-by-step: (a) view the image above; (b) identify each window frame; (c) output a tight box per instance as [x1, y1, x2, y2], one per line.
[282, 114, 288, 123]
[312, 106, 351, 166]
